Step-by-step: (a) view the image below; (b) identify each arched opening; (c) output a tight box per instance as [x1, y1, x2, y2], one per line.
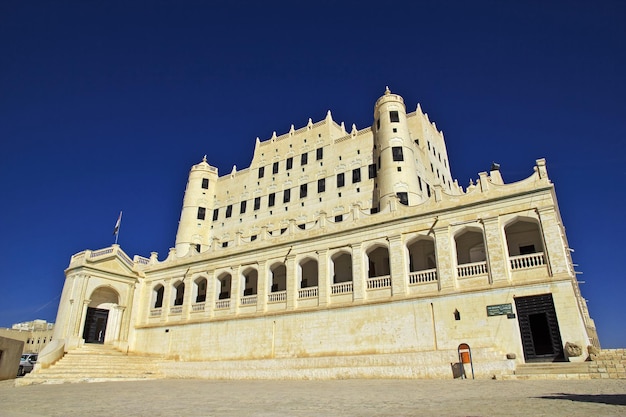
[83, 286, 120, 344]
[366, 246, 390, 278]
[505, 218, 544, 256]
[242, 268, 258, 296]
[407, 237, 436, 271]
[331, 252, 352, 283]
[455, 229, 486, 265]
[217, 273, 232, 300]
[194, 277, 207, 303]
[152, 284, 164, 308]
[270, 263, 286, 292]
[172, 281, 185, 306]
[299, 258, 318, 288]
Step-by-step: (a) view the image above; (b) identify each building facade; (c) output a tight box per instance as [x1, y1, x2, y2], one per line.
[0, 320, 54, 354]
[44, 88, 598, 378]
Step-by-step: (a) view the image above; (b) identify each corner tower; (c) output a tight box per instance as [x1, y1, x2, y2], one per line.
[174, 156, 218, 256]
[373, 87, 423, 208]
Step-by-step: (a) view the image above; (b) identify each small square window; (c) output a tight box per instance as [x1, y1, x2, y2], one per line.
[397, 192, 408, 205]
[197, 207, 206, 220]
[250, 235, 257, 241]
[222, 242, 228, 248]
[335, 215, 343, 222]
[392, 128, 397, 133]
[201, 178, 209, 189]
[389, 111, 399, 123]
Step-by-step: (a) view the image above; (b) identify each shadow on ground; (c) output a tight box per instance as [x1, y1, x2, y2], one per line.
[538, 393, 626, 406]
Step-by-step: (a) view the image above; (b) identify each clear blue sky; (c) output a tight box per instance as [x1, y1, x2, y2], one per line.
[1, 1, 624, 347]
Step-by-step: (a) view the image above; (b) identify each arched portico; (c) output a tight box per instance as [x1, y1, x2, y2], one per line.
[82, 286, 121, 344]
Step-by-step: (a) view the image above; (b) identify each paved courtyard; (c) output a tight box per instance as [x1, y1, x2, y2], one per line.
[0, 378, 624, 417]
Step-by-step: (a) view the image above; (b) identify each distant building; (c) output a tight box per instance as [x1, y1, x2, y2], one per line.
[46, 88, 598, 378]
[0, 320, 54, 353]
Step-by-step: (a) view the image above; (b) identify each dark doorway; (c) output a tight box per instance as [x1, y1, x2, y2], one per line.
[515, 294, 564, 362]
[83, 307, 109, 344]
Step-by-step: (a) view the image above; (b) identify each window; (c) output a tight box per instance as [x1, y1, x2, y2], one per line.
[376, 118, 380, 130]
[301, 153, 308, 165]
[201, 178, 209, 189]
[369, 164, 377, 179]
[250, 235, 257, 241]
[317, 178, 325, 193]
[240, 200, 247, 214]
[225, 205, 232, 218]
[316, 147, 323, 160]
[335, 215, 343, 222]
[258, 166, 265, 178]
[268, 193, 276, 207]
[352, 168, 361, 183]
[392, 146, 404, 161]
[197, 207, 206, 220]
[418, 176, 423, 190]
[337, 173, 345, 187]
[254, 197, 261, 210]
[212, 209, 219, 221]
[397, 192, 408, 205]
[272, 162, 279, 174]
[195, 244, 201, 253]
[286, 157, 293, 170]
[297, 224, 305, 230]
[222, 242, 228, 248]
[390, 111, 399, 122]
[283, 188, 291, 203]
[300, 184, 308, 198]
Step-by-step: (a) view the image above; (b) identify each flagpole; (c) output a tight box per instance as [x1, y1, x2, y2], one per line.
[113, 211, 122, 245]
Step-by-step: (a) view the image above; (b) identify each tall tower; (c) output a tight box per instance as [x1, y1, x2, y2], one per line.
[373, 87, 423, 208]
[174, 156, 218, 256]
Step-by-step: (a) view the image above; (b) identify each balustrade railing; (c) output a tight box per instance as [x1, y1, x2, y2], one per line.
[150, 308, 162, 317]
[268, 291, 287, 302]
[509, 252, 545, 270]
[409, 268, 438, 284]
[135, 256, 150, 265]
[240, 295, 258, 305]
[457, 261, 488, 278]
[90, 248, 113, 258]
[331, 281, 353, 294]
[192, 302, 205, 312]
[366, 275, 391, 289]
[215, 299, 230, 309]
[298, 287, 318, 299]
[170, 305, 182, 314]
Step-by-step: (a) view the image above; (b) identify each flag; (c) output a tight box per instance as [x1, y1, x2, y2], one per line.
[113, 211, 122, 236]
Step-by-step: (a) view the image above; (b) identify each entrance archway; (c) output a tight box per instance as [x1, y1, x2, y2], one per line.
[83, 286, 120, 344]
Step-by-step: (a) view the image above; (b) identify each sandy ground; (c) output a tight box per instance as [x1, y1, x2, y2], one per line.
[0, 378, 624, 417]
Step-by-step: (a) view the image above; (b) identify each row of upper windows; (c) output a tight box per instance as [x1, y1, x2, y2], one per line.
[201, 165, 379, 221]
[258, 148, 323, 179]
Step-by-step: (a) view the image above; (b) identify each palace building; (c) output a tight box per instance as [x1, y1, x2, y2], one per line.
[40, 88, 599, 379]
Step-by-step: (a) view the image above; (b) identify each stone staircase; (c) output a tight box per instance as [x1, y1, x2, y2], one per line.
[504, 348, 626, 380]
[16, 344, 166, 386]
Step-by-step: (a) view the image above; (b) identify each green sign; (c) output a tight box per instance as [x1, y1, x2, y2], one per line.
[486, 303, 513, 317]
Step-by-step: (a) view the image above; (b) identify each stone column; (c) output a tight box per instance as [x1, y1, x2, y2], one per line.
[182, 274, 194, 318]
[257, 260, 268, 313]
[286, 254, 297, 310]
[317, 249, 330, 307]
[162, 279, 172, 323]
[537, 207, 570, 276]
[230, 266, 241, 314]
[433, 226, 455, 291]
[205, 270, 216, 318]
[388, 235, 407, 296]
[351, 243, 365, 301]
[77, 299, 91, 343]
[482, 216, 509, 284]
